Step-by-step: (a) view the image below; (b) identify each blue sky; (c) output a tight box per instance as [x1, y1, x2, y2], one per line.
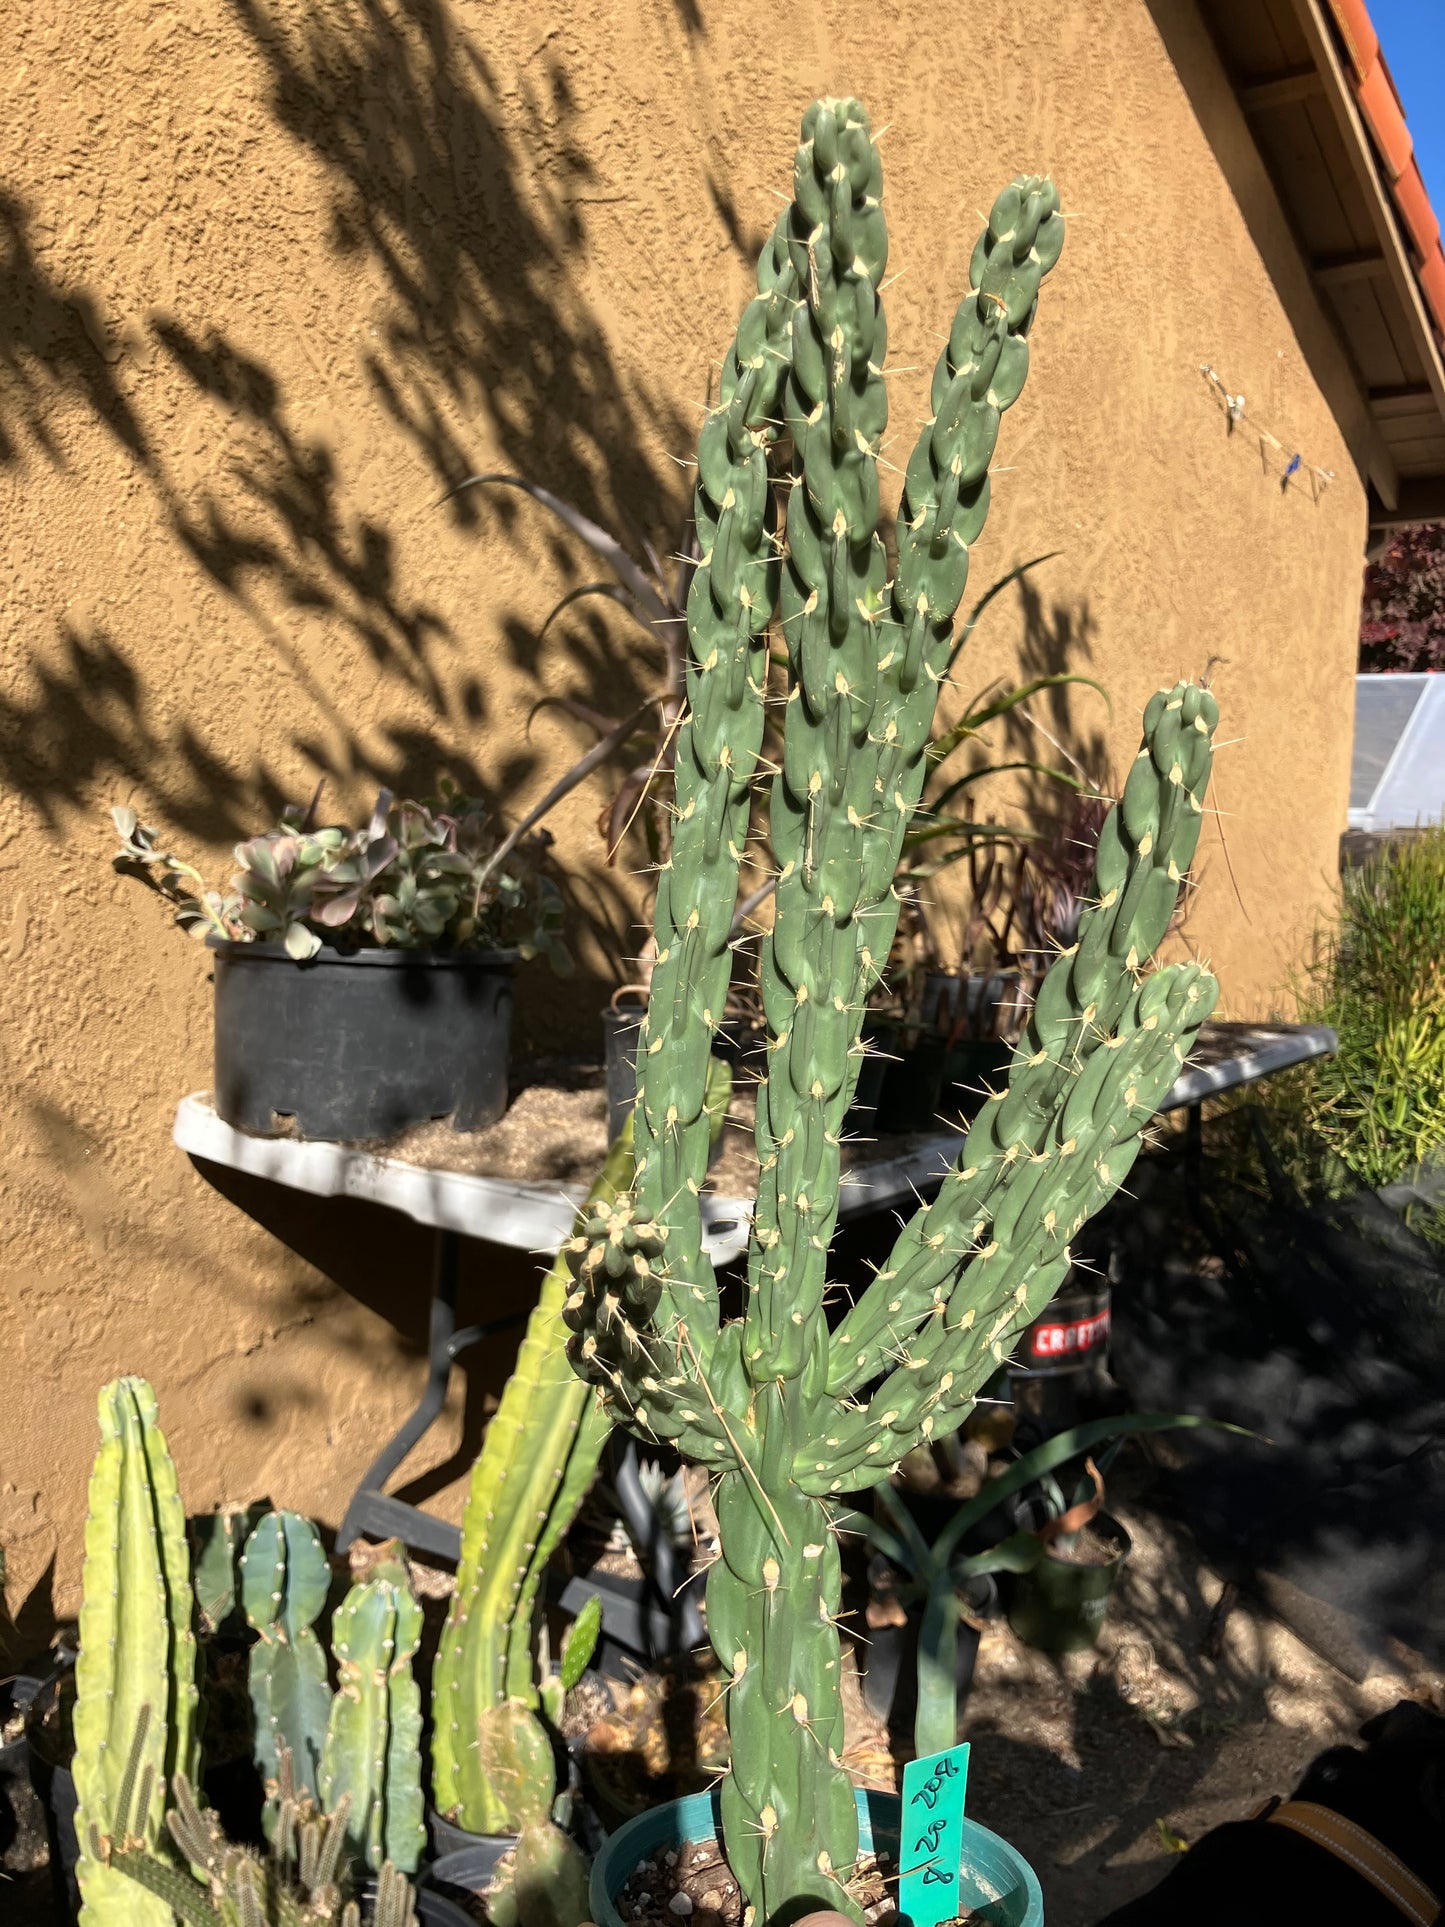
[1371, 0, 1445, 209]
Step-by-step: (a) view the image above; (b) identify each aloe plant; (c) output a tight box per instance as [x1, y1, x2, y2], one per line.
[564, 96, 1220, 1922]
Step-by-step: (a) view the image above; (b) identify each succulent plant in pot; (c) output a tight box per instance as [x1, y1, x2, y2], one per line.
[564, 94, 1223, 1927]
[111, 781, 570, 1140]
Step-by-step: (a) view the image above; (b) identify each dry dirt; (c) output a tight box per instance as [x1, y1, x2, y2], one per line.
[841, 1486, 1445, 1927]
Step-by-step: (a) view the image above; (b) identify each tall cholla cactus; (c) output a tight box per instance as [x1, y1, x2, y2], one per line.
[564, 96, 1221, 1924]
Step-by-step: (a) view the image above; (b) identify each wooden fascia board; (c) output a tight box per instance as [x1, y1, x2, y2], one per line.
[1289, 0, 1445, 451]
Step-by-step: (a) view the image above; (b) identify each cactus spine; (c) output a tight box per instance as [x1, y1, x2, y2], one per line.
[565, 97, 1221, 1924]
[321, 1545, 425, 1875]
[72, 1377, 198, 1926]
[241, 1509, 334, 1820]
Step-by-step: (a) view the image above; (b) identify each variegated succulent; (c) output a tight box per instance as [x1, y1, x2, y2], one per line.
[111, 780, 569, 969]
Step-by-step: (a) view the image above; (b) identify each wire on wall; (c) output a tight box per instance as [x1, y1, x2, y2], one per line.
[1199, 363, 1336, 501]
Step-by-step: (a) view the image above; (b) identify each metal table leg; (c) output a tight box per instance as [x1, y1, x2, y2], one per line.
[336, 1228, 523, 1561]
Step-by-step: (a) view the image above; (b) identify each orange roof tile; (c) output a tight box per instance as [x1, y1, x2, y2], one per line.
[1326, 0, 1445, 343]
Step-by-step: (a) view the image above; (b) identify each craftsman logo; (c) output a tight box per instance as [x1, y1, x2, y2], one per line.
[1029, 1308, 1110, 1360]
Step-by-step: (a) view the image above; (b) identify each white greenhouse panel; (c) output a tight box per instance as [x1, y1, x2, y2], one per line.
[1350, 673, 1445, 832]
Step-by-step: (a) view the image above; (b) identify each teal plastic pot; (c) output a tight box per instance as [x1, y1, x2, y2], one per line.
[589, 1787, 1043, 1927]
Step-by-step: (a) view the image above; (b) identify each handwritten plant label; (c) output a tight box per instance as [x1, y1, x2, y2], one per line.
[899, 1741, 971, 1927]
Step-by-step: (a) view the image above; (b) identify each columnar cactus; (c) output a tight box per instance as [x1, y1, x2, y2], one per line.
[321, 1546, 426, 1876]
[100, 1733, 423, 1926]
[430, 1128, 634, 1833]
[241, 1510, 334, 1820]
[565, 97, 1221, 1923]
[73, 1377, 199, 1926]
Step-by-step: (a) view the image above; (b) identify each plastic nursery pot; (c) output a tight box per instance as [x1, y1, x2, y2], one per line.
[364, 1873, 475, 1927]
[210, 939, 516, 1140]
[602, 1002, 647, 1141]
[870, 1024, 946, 1134]
[590, 1787, 1043, 1927]
[427, 1808, 518, 1864]
[860, 1572, 997, 1734]
[1005, 1510, 1131, 1655]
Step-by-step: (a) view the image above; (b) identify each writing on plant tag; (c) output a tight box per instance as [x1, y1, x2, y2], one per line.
[898, 1741, 971, 1927]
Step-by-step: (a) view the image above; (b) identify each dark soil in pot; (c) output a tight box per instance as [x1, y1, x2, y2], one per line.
[211, 939, 516, 1139]
[614, 1840, 906, 1927]
[578, 1665, 731, 1829]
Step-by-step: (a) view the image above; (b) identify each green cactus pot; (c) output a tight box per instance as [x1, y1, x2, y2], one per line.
[1005, 1512, 1131, 1654]
[589, 1789, 1043, 1927]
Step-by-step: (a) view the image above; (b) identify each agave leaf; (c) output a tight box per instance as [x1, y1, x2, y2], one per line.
[538, 579, 660, 643]
[928, 673, 1110, 769]
[472, 699, 661, 892]
[441, 473, 671, 623]
[943, 550, 1064, 677]
[928, 759, 1087, 819]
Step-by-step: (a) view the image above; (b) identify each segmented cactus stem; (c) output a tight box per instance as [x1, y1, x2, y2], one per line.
[565, 94, 1222, 1927]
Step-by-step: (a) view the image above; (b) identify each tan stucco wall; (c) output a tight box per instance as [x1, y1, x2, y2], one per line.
[1, 0, 1367, 1618]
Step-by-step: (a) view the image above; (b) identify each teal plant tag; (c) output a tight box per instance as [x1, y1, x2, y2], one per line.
[899, 1741, 971, 1927]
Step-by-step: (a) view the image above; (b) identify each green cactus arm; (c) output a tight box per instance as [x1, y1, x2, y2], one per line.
[740, 96, 891, 1391]
[846, 178, 1067, 1001]
[502, 1390, 611, 1703]
[321, 1553, 425, 1876]
[827, 682, 1218, 1397]
[630, 209, 796, 1363]
[476, 1699, 556, 1832]
[563, 1055, 741, 1461]
[433, 1125, 639, 1831]
[512, 1821, 592, 1927]
[809, 963, 1217, 1492]
[240, 1511, 333, 1814]
[73, 1378, 198, 1927]
[107, 1848, 224, 1927]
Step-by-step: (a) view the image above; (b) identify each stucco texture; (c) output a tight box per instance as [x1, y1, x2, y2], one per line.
[1, 0, 1367, 1615]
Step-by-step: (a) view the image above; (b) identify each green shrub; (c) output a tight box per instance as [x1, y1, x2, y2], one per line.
[1270, 827, 1445, 1197]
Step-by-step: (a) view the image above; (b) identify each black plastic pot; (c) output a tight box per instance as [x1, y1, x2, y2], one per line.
[601, 1006, 760, 1151]
[874, 1034, 946, 1134]
[29, 1756, 79, 1922]
[424, 1833, 515, 1904]
[367, 1871, 476, 1925]
[601, 1004, 646, 1141]
[1005, 1510, 1131, 1653]
[1008, 1280, 1112, 1433]
[860, 1571, 997, 1734]
[211, 939, 516, 1140]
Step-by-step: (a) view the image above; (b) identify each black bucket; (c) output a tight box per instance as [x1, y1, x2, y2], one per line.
[860, 1570, 997, 1737]
[211, 940, 516, 1140]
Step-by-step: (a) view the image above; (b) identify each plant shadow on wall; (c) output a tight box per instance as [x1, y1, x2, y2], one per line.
[1, 2, 759, 1483]
[2, 0, 727, 900]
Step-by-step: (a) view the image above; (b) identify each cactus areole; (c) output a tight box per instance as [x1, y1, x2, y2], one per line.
[564, 96, 1219, 1924]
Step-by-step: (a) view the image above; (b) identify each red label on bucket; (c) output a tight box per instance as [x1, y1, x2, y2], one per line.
[1028, 1307, 1110, 1361]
